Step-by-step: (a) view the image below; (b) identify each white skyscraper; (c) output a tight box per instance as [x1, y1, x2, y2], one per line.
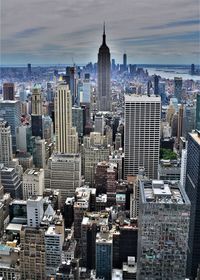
[55, 83, 78, 153]
[0, 118, 13, 166]
[124, 95, 161, 179]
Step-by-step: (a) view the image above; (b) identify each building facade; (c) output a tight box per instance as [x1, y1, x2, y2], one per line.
[0, 119, 13, 166]
[22, 168, 44, 200]
[55, 83, 78, 153]
[0, 100, 21, 152]
[185, 132, 200, 279]
[45, 153, 81, 204]
[124, 95, 161, 179]
[137, 180, 190, 279]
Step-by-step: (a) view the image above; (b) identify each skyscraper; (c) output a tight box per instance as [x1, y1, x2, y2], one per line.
[124, 94, 161, 179]
[55, 82, 78, 153]
[154, 75, 159, 96]
[196, 93, 200, 131]
[185, 131, 200, 279]
[66, 66, 77, 105]
[96, 228, 113, 280]
[123, 53, 127, 71]
[31, 87, 42, 115]
[137, 180, 190, 279]
[0, 100, 21, 153]
[31, 86, 43, 139]
[45, 153, 81, 204]
[3, 83, 15, 100]
[0, 119, 13, 166]
[27, 63, 31, 77]
[174, 77, 183, 103]
[97, 24, 111, 112]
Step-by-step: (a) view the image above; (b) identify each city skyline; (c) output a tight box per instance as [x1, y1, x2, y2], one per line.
[1, 0, 200, 65]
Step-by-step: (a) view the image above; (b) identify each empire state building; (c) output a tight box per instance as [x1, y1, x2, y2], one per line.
[97, 24, 111, 112]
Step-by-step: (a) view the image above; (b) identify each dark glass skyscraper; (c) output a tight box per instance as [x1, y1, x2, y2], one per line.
[174, 77, 183, 103]
[196, 93, 200, 131]
[185, 131, 200, 279]
[123, 53, 127, 71]
[154, 75, 159, 96]
[97, 24, 111, 112]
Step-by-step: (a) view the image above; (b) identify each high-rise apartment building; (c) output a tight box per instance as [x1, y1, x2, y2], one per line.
[137, 180, 190, 279]
[97, 24, 111, 111]
[55, 83, 78, 153]
[3, 83, 15, 100]
[0, 100, 21, 153]
[22, 168, 44, 200]
[124, 95, 161, 179]
[0, 119, 13, 166]
[185, 131, 200, 279]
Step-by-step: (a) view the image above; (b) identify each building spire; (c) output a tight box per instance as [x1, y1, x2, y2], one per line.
[103, 22, 106, 45]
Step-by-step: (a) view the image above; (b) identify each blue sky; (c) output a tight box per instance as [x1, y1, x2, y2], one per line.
[1, 0, 200, 65]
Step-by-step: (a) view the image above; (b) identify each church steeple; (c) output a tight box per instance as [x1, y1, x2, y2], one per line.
[102, 22, 106, 45]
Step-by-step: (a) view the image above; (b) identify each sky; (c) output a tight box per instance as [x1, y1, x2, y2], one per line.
[1, 0, 200, 65]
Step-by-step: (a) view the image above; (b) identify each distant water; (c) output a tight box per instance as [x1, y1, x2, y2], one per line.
[146, 68, 200, 81]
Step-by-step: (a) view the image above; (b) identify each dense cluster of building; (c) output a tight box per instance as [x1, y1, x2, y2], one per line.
[0, 26, 200, 280]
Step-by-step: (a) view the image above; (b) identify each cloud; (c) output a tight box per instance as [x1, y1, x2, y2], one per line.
[144, 18, 200, 30]
[1, 0, 200, 64]
[14, 27, 47, 39]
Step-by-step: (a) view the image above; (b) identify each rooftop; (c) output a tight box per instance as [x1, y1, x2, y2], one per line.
[140, 180, 190, 205]
[0, 100, 19, 104]
[125, 94, 161, 102]
[6, 223, 23, 232]
[190, 131, 200, 145]
[49, 153, 80, 161]
[24, 168, 43, 176]
[96, 230, 113, 244]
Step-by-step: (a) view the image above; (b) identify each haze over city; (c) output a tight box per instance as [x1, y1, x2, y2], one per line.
[1, 0, 200, 65]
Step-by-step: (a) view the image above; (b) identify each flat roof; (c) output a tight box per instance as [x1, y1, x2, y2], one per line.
[140, 180, 189, 205]
[125, 94, 161, 102]
[190, 132, 200, 145]
[6, 223, 22, 232]
[24, 168, 43, 176]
